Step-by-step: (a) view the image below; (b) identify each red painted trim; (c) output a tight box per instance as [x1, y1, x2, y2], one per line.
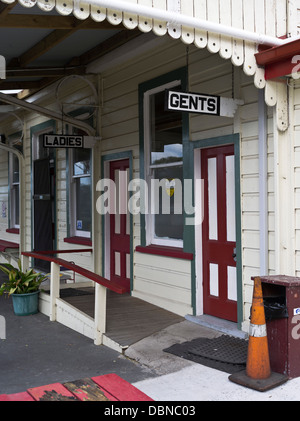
[64, 236, 92, 246]
[201, 145, 237, 322]
[6, 228, 19, 234]
[264, 58, 298, 80]
[109, 158, 131, 293]
[0, 239, 19, 252]
[92, 374, 154, 401]
[22, 250, 127, 294]
[255, 38, 300, 66]
[36, 248, 93, 255]
[136, 245, 193, 260]
[255, 38, 300, 80]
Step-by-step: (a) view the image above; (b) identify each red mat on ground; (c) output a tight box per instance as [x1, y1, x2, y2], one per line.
[0, 374, 153, 401]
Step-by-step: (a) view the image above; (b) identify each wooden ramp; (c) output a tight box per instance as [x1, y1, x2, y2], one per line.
[61, 288, 184, 348]
[0, 374, 153, 401]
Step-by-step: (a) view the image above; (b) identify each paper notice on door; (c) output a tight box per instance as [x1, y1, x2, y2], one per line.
[293, 308, 300, 316]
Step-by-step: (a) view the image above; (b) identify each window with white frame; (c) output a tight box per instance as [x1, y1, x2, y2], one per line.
[69, 146, 92, 238]
[144, 80, 184, 247]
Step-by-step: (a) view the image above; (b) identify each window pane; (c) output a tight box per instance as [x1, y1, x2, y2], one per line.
[150, 90, 183, 165]
[13, 185, 19, 226]
[153, 165, 183, 241]
[73, 149, 91, 176]
[75, 176, 91, 233]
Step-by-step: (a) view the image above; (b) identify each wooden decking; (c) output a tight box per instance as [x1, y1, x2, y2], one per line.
[61, 288, 184, 347]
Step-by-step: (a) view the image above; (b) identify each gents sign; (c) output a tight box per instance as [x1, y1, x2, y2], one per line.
[43, 134, 83, 148]
[166, 90, 220, 115]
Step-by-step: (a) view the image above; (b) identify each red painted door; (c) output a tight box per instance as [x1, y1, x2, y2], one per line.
[201, 145, 237, 322]
[110, 159, 130, 293]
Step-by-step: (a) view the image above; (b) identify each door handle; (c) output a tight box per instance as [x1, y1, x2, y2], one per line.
[33, 194, 51, 200]
[232, 247, 237, 262]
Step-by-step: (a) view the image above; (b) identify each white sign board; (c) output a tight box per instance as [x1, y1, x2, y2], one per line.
[166, 90, 220, 115]
[166, 90, 243, 118]
[43, 134, 83, 148]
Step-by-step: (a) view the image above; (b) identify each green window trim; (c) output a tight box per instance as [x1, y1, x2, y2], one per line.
[138, 67, 189, 248]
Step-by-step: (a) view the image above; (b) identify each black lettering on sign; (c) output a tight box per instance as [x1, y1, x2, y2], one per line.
[43, 134, 84, 148]
[166, 90, 220, 116]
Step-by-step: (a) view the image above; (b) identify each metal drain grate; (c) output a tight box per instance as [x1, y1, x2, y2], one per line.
[188, 335, 248, 365]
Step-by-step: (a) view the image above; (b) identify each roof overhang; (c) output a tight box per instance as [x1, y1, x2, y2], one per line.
[0, 0, 287, 47]
[0, 0, 298, 133]
[255, 38, 300, 80]
[0, 91, 96, 135]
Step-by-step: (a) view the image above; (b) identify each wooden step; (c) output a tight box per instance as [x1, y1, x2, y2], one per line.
[0, 374, 153, 401]
[63, 377, 115, 401]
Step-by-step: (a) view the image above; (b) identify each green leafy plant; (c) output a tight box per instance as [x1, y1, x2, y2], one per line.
[0, 259, 47, 296]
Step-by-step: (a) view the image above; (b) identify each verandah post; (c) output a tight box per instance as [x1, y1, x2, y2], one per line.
[49, 261, 60, 322]
[20, 254, 29, 272]
[94, 283, 107, 345]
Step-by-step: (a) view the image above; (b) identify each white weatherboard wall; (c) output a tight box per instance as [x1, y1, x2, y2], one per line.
[292, 79, 300, 277]
[0, 77, 97, 276]
[189, 45, 275, 323]
[0, 34, 279, 326]
[100, 38, 193, 316]
[99, 36, 275, 321]
[0, 150, 10, 248]
[0, 117, 21, 253]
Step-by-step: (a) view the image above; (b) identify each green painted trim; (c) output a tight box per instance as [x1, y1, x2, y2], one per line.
[234, 138, 243, 330]
[102, 151, 133, 163]
[65, 111, 94, 239]
[191, 133, 243, 328]
[138, 70, 243, 326]
[66, 149, 70, 237]
[191, 133, 239, 150]
[30, 120, 57, 138]
[66, 149, 92, 238]
[7, 133, 23, 230]
[101, 151, 134, 293]
[138, 66, 188, 247]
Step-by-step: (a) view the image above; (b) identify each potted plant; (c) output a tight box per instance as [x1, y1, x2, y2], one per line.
[0, 259, 47, 316]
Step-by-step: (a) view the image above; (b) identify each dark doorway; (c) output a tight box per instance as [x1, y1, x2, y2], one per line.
[33, 157, 55, 272]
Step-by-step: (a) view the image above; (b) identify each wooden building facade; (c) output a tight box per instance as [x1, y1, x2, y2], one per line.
[0, 0, 300, 345]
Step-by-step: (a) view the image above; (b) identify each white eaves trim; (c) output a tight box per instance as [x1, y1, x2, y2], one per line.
[1, 0, 296, 88]
[0, 0, 295, 128]
[86, 0, 285, 47]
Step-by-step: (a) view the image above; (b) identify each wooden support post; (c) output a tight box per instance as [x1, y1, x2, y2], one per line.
[49, 262, 60, 322]
[94, 284, 107, 345]
[21, 254, 29, 272]
[19, 142, 26, 258]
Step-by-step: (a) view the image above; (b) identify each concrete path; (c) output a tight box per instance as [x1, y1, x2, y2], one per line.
[2, 293, 300, 401]
[128, 321, 300, 401]
[0, 295, 155, 395]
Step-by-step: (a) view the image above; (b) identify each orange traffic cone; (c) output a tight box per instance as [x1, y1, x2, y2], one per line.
[246, 276, 271, 380]
[229, 277, 288, 392]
